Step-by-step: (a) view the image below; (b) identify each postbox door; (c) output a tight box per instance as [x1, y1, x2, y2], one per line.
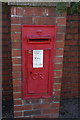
[26, 49, 51, 95]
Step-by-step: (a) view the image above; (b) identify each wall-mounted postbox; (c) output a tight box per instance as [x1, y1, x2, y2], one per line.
[22, 25, 56, 99]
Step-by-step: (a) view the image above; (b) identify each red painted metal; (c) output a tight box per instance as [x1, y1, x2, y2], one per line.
[22, 25, 56, 99]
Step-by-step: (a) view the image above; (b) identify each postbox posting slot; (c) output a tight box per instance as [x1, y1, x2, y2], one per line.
[27, 35, 51, 43]
[29, 39, 50, 42]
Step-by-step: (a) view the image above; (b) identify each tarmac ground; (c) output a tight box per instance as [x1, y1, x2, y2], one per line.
[59, 98, 79, 118]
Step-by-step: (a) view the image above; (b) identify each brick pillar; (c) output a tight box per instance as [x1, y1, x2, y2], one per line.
[11, 7, 66, 118]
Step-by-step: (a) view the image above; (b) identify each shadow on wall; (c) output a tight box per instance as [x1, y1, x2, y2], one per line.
[2, 2, 13, 107]
[61, 14, 79, 99]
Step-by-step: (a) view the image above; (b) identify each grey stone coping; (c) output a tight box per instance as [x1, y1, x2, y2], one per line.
[8, 2, 70, 7]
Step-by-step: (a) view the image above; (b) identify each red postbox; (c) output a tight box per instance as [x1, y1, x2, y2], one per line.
[22, 25, 56, 99]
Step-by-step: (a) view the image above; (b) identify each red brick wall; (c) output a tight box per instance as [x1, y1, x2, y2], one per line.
[78, 14, 80, 97]
[2, 4, 79, 107]
[11, 7, 66, 118]
[61, 14, 79, 98]
[2, 4, 13, 101]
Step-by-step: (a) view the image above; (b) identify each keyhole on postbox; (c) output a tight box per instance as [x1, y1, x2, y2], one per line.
[30, 72, 32, 74]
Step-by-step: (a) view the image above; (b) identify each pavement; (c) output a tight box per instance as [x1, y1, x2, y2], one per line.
[59, 98, 79, 118]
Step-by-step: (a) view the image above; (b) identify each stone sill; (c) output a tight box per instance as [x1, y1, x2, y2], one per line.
[8, 2, 70, 7]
